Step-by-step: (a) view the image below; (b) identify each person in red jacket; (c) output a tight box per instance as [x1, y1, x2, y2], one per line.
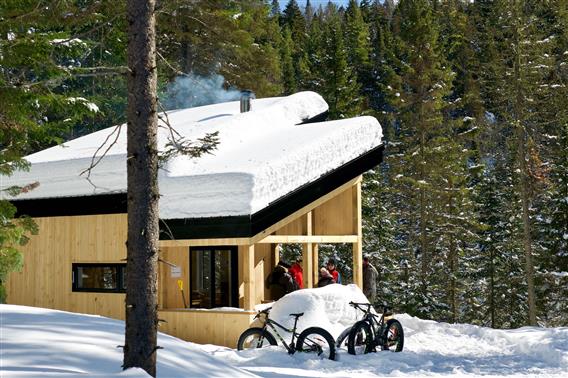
[288, 258, 304, 289]
[326, 259, 342, 284]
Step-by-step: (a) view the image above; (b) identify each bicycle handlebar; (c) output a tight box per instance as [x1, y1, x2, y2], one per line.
[254, 307, 272, 320]
[349, 300, 392, 315]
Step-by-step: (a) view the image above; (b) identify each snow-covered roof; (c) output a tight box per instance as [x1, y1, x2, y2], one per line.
[1, 91, 383, 220]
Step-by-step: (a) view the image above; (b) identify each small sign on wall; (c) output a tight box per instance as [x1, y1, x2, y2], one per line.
[170, 265, 182, 278]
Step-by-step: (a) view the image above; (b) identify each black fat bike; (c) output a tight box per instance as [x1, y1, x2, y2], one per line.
[346, 301, 404, 355]
[237, 307, 336, 360]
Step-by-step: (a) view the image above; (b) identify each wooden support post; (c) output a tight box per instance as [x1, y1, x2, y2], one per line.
[302, 211, 313, 288]
[270, 243, 280, 267]
[352, 180, 363, 288]
[312, 244, 319, 286]
[243, 245, 255, 310]
[302, 243, 313, 288]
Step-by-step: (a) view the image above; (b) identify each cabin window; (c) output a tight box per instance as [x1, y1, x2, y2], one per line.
[72, 263, 126, 293]
[190, 247, 238, 309]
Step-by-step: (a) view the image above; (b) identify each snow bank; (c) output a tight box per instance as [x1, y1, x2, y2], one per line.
[211, 298, 568, 377]
[268, 284, 369, 340]
[1, 91, 384, 219]
[0, 304, 256, 377]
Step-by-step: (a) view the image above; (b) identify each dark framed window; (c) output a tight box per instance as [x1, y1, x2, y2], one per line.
[190, 246, 238, 309]
[72, 263, 127, 293]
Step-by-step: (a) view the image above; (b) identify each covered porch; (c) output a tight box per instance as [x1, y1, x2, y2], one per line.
[156, 176, 364, 347]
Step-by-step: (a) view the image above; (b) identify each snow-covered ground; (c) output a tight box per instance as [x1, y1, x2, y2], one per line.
[2, 296, 567, 377]
[0, 304, 255, 377]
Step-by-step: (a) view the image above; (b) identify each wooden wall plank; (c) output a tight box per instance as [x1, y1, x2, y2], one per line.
[250, 177, 361, 243]
[159, 247, 190, 310]
[6, 214, 128, 318]
[159, 238, 250, 248]
[257, 235, 358, 243]
[158, 310, 254, 348]
[313, 186, 354, 235]
[274, 215, 306, 236]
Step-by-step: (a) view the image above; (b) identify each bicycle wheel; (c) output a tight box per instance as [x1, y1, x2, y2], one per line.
[237, 327, 277, 350]
[347, 320, 374, 355]
[336, 326, 352, 348]
[382, 319, 404, 352]
[296, 327, 336, 360]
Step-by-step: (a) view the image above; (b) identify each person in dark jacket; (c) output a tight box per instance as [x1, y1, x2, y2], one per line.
[317, 267, 335, 287]
[266, 262, 297, 300]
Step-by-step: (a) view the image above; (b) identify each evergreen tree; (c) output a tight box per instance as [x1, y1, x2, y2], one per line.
[271, 0, 281, 18]
[280, 27, 298, 94]
[281, 0, 308, 90]
[386, 0, 466, 319]
[344, 0, 373, 97]
[528, 0, 568, 326]
[299, 9, 325, 91]
[158, 1, 282, 97]
[319, 6, 362, 118]
[305, 0, 315, 26]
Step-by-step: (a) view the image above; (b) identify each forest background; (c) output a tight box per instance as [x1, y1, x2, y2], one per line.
[0, 0, 566, 329]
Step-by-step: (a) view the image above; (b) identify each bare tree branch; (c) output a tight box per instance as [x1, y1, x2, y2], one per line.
[79, 124, 123, 180]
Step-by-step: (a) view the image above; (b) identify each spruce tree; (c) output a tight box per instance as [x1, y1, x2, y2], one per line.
[344, 0, 373, 97]
[280, 27, 298, 94]
[281, 0, 308, 90]
[319, 8, 362, 118]
[157, 1, 282, 97]
[387, 0, 463, 319]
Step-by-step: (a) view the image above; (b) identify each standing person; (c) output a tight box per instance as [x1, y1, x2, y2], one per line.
[362, 255, 378, 303]
[326, 259, 342, 284]
[266, 261, 297, 300]
[317, 267, 335, 287]
[288, 258, 304, 289]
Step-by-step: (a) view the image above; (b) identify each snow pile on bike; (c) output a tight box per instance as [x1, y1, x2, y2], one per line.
[266, 283, 370, 340]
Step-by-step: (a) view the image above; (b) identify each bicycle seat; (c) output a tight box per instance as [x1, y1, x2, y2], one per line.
[289, 312, 304, 318]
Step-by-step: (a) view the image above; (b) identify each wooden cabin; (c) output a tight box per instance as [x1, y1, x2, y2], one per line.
[2, 92, 384, 348]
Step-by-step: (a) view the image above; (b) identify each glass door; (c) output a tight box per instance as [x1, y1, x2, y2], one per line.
[190, 247, 238, 308]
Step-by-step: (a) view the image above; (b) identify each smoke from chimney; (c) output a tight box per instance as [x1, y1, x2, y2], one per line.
[160, 73, 241, 110]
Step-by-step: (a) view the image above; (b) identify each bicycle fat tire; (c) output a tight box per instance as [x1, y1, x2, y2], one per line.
[237, 327, 277, 350]
[336, 326, 352, 348]
[296, 327, 336, 360]
[382, 319, 404, 352]
[347, 320, 374, 355]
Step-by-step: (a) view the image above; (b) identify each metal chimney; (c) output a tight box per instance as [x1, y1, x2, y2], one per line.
[240, 90, 255, 113]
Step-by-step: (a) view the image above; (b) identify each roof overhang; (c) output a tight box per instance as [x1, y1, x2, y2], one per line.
[12, 144, 384, 240]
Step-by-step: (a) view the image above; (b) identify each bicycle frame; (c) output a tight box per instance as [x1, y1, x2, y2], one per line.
[349, 302, 390, 348]
[256, 311, 302, 354]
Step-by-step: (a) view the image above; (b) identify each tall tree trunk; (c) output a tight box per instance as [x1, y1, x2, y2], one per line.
[123, 0, 159, 376]
[489, 247, 495, 328]
[520, 150, 537, 325]
[512, 1, 537, 325]
[419, 113, 428, 291]
[448, 186, 457, 323]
